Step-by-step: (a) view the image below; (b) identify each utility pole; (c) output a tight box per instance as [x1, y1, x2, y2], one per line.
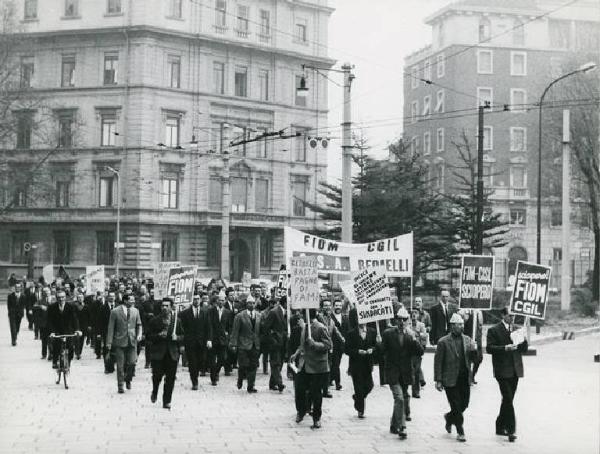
[221, 151, 230, 281]
[341, 63, 355, 243]
[561, 109, 571, 311]
[475, 105, 486, 254]
[106, 166, 121, 278]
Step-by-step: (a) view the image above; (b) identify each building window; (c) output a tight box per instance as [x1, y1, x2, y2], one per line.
[510, 166, 526, 188]
[258, 69, 269, 101]
[295, 131, 307, 162]
[16, 112, 32, 149]
[161, 178, 178, 209]
[161, 233, 178, 261]
[209, 177, 222, 210]
[434, 164, 444, 191]
[510, 127, 527, 152]
[483, 126, 493, 151]
[165, 115, 180, 147]
[410, 136, 419, 156]
[57, 113, 73, 148]
[255, 178, 269, 213]
[96, 231, 115, 265]
[295, 75, 307, 107]
[295, 18, 307, 43]
[551, 208, 562, 227]
[411, 65, 418, 89]
[230, 125, 247, 156]
[513, 18, 525, 46]
[437, 21, 445, 47]
[552, 248, 562, 261]
[215, 0, 227, 27]
[103, 53, 118, 85]
[20, 56, 34, 88]
[483, 164, 493, 187]
[436, 54, 445, 78]
[422, 95, 431, 117]
[259, 9, 270, 37]
[99, 176, 114, 207]
[549, 19, 571, 49]
[479, 17, 491, 42]
[510, 89, 527, 113]
[13, 185, 27, 207]
[169, 0, 182, 18]
[64, 0, 78, 17]
[435, 90, 444, 113]
[477, 87, 493, 108]
[509, 208, 526, 225]
[260, 234, 272, 269]
[206, 230, 221, 267]
[168, 56, 181, 88]
[107, 0, 121, 14]
[56, 181, 70, 207]
[477, 49, 493, 74]
[24, 0, 37, 19]
[255, 127, 268, 158]
[423, 132, 431, 155]
[423, 59, 432, 81]
[213, 62, 225, 94]
[12, 231, 29, 264]
[234, 66, 247, 97]
[231, 177, 247, 213]
[410, 100, 418, 123]
[236, 5, 249, 35]
[436, 128, 444, 152]
[101, 113, 117, 146]
[54, 231, 71, 264]
[61, 55, 75, 87]
[511, 51, 527, 76]
[293, 181, 307, 216]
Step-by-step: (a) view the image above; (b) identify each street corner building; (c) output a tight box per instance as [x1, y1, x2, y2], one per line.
[0, 0, 335, 282]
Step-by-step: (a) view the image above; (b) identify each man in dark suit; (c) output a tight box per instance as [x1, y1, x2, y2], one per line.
[434, 313, 478, 443]
[429, 289, 459, 345]
[208, 293, 233, 385]
[330, 299, 348, 391]
[48, 290, 81, 368]
[262, 296, 287, 392]
[293, 308, 332, 429]
[33, 288, 51, 359]
[486, 307, 528, 442]
[7, 282, 27, 346]
[180, 294, 213, 390]
[93, 291, 116, 372]
[106, 294, 142, 393]
[378, 308, 424, 440]
[147, 299, 184, 409]
[230, 295, 261, 393]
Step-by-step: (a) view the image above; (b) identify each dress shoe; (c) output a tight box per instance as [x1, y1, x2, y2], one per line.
[192, 384, 198, 391]
[389, 426, 399, 435]
[247, 388, 258, 394]
[151, 392, 157, 403]
[405, 415, 412, 422]
[211, 381, 217, 386]
[496, 429, 508, 436]
[144, 363, 150, 369]
[269, 386, 278, 391]
[118, 387, 125, 394]
[420, 380, 426, 387]
[277, 384, 286, 393]
[41, 355, 46, 360]
[457, 434, 466, 442]
[472, 379, 478, 385]
[357, 412, 365, 419]
[224, 371, 231, 376]
[398, 431, 407, 440]
[163, 403, 171, 410]
[11, 341, 16, 346]
[237, 379, 243, 389]
[125, 381, 131, 390]
[311, 420, 321, 429]
[508, 434, 517, 442]
[96, 355, 101, 360]
[200, 372, 206, 377]
[296, 413, 304, 423]
[52, 362, 59, 369]
[412, 393, 421, 398]
[76, 354, 81, 360]
[336, 384, 343, 391]
[444, 415, 452, 434]
[323, 392, 333, 398]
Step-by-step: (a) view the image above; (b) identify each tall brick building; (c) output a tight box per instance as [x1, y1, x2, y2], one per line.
[402, 0, 599, 288]
[0, 0, 334, 282]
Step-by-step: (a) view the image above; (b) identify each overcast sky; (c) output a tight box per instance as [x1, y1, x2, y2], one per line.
[325, 0, 448, 183]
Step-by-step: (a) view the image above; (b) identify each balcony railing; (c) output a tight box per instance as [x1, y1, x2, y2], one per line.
[488, 187, 530, 200]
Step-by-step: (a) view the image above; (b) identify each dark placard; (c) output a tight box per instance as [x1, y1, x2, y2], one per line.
[167, 266, 197, 305]
[459, 255, 494, 310]
[509, 261, 552, 320]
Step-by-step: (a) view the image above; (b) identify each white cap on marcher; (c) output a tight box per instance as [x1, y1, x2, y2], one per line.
[450, 313, 464, 324]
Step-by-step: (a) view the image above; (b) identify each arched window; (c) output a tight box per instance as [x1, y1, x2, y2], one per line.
[479, 17, 491, 42]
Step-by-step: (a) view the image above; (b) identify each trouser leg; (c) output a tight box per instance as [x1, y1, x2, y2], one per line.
[246, 348, 259, 390]
[8, 316, 18, 344]
[497, 377, 518, 434]
[114, 347, 126, 387]
[309, 373, 326, 422]
[40, 327, 49, 357]
[294, 370, 308, 415]
[412, 356, 422, 396]
[187, 344, 200, 385]
[401, 384, 411, 418]
[389, 383, 406, 430]
[269, 349, 283, 388]
[151, 359, 165, 395]
[163, 356, 178, 405]
[331, 350, 342, 387]
[125, 346, 137, 383]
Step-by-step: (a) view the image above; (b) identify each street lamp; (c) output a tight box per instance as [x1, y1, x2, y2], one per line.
[105, 166, 121, 278]
[536, 61, 596, 265]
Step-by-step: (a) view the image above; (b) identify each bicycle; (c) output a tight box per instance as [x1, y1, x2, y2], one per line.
[50, 333, 79, 389]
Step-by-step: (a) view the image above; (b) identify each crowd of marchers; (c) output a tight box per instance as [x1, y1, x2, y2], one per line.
[6, 276, 527, 443]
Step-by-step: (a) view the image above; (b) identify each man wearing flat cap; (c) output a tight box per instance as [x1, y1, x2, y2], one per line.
[434, 312, 478, 442]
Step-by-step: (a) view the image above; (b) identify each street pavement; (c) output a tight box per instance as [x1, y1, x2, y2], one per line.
[0, 321, 598, 454]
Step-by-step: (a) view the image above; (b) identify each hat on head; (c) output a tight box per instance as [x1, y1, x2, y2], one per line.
[450, 313, 464, 324]
[397, 307, 410, 319]
[246, 295, 255, 303]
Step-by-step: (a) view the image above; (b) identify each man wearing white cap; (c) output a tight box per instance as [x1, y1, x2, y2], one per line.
[378, 307, 424, 440]
[434, 312, 478, 442]
[230, 295, 261, 393]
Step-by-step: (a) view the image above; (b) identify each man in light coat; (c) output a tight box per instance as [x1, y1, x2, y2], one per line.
[230, 295, 261, 393]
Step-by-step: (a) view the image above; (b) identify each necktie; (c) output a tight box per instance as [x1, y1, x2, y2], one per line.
[195, 308, 198, 319]
[126, 306, 130, 321]
[250, 312, 255, 329]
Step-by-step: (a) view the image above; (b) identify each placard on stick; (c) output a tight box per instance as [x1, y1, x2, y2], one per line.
[459, 255, 494, 310]
[352, 268, 394, 324]
[509, 261, 552, 320]
[167, 266, 197, 305]
[289, 256, 319, 310]
[154, 261, 180, 300]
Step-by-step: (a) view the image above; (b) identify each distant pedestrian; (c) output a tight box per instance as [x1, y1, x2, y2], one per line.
[410, 309, 428, 398]
[230, 296, 261, 393]
[345, 323, 376, 418]
[486, 307, 528, 442]
[7, 283, 26, 346]
[434, 313, 478, 442]
[429, 289, 458, 345]
[261, 296, 287, 392]
[179, 294, 213, 389]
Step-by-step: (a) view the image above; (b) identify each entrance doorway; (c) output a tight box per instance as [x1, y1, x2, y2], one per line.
[230, 238, 250, 282]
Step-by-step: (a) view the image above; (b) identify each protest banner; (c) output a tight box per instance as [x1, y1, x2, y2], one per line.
[42, 264, 54, 285]
[85, 265, 105, 294]
[242, 271, 252, 287]
[167, 266, 197, 305]
[339, 279, 358, 307]
[458, 255, 494, 310]
[352, 268, 394, 324]
[509, 261, 552, 320]
[289, 256, 319, 310]
[154, 261, 180, 300]
[284, 226, 412, 277]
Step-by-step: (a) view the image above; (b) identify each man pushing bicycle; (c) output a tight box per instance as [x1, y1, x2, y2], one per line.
[48, 290, 81, 368]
